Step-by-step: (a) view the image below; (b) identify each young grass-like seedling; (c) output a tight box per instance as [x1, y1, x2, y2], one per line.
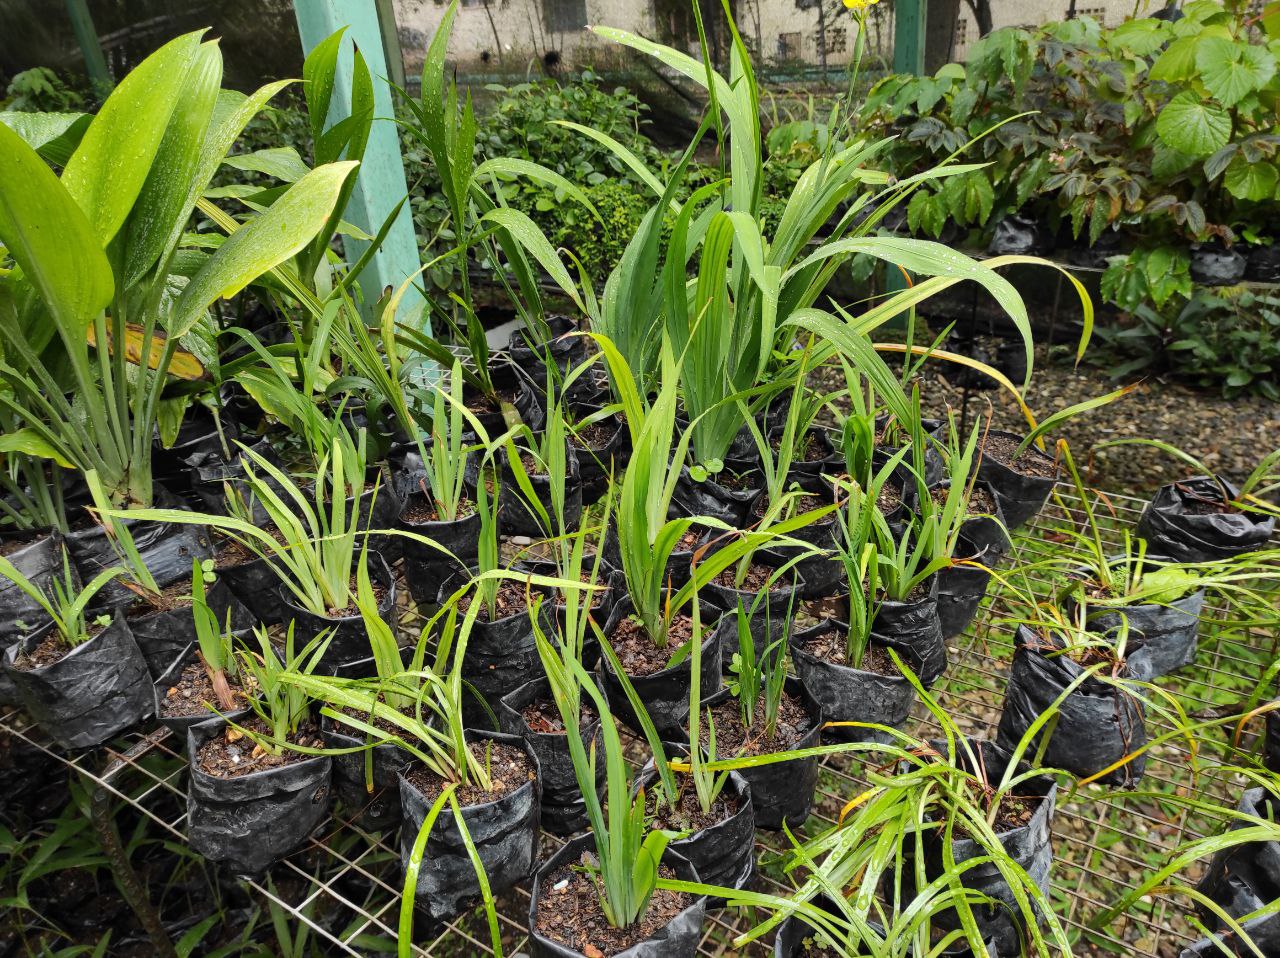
[237, 623, 334, 755]
[0, 553, 122, 649]
[725, 601, 789, 742]
[191, 559, 240, 712]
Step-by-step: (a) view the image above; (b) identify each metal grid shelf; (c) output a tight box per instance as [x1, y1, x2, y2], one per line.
[2, 485, 1277, 957]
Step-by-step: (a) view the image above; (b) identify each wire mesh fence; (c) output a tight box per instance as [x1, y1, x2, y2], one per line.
[1, 484, 1275, 956]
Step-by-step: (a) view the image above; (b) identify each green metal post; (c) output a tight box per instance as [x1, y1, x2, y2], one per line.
[293, 0, 426, 335]
[893, 0, 927, 75]
[64, 0, 111, 91]
[374, 0, 407, 93]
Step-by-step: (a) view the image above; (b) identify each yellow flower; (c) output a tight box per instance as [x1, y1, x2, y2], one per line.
[843, 0, 880, 8]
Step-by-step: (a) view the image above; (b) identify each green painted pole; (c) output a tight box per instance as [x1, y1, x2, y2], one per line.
[893, 0, 927, 75]
[884, 0, 926, 327]
[293, 0, 427, 336]
[374, 0, 407, 93]
[64, 0, 111, 91]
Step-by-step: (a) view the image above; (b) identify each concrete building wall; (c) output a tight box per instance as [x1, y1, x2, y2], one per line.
[393, 0, 1171, 75]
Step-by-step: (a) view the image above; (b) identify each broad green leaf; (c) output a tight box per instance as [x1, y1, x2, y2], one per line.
[172, 160, 358, 336]
[0, 429, 74, 468]
[0, 123, 113, 343]
[1149, 36, 1201, 82]
[1196, 36, 1276, 107]
[0, 112, 90, 165]
[1156, 91, 1231, 157]
[303, 27, 346, 145]
[1263, 1, 1280, 39]
[122, 40, 224, 288]
[61, 31, 203, 246]
[222, 147, 311, 182]
[1224, 155, 1278, 201]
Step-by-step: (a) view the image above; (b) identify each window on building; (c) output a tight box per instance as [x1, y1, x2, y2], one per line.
[543, 0, 587, 32]
[778, 31, 802, 61]
[954, 18, 968, 47]
[1074, 5, 1107, 24]
[823, 26, 848, 55]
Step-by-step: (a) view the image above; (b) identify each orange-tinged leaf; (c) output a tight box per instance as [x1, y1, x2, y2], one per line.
[87, 322, 205, 380]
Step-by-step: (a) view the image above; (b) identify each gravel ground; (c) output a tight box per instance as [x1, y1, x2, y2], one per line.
[818, 341, 1280, 498]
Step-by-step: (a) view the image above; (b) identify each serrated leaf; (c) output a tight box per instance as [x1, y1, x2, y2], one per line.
[1196, 36, 1276, 107]
[1156, 91, 1231, 157]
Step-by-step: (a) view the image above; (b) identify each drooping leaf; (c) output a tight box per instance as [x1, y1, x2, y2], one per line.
[171, 160, 358, 336]
[0, 112, 90, 165]
[85, 323, 206, 380]
[221, 147, 311, 182]
[0, 429, 75, 468]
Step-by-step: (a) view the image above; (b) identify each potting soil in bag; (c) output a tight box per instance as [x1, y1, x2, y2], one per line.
[1137, 477, 1276, 563]
[528, 835, 706, 958]
[186, 719, 333, 875]
[638, 763, 755, 896]
[790, 621, 920, 746]
[917, 740, 1058, 955]
[871, 576, 947, 686]
[499, 677, 606, 835]
[4, 616, 152, 750]
[996, 626, 1150, 787]
[398, 732, 539, 925]
[1067, 587, 1204, 679]
[975, 431, 1058, 529]
[0, 531, 73, 705]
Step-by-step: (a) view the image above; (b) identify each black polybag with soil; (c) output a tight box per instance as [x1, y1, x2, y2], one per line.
[995, 625, 1151, 787]
[186, 718, 333, 875]
[1137, 476, 1276, 563]
[527, 835, 706, 958]
[498, 676, 606, 836]
[3, 615, 153, 749]
[397, 730, 540, 926]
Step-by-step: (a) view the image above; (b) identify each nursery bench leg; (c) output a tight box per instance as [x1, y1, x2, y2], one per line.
[90, 737, 178, 958]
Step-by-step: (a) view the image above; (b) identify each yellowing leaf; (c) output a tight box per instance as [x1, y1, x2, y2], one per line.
[87, 322, 206, 380]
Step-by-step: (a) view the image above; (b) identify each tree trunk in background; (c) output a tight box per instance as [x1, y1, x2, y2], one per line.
[965, 0, 994, 36]
[925, 0, 961, 71]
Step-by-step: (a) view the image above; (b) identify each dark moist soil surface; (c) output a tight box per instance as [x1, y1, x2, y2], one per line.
[196, 718, 324, 778]
[535, 859, 690, 957]
[322, 577, 387, 619]
[700, 690, 814, 754]
[458, 581, 534, 621]
[646, 781, 738, 833]
[931, 484, 997, 516]
[610, 614, 698, 676]
[518, 452, 548, 476]
[802, 629, 902, 677]
[12, 622, 107, 671]
[754, 492, 834, 522]
[160, 660, 248, 718]
[466, 384, 521, 416]
[714, 470, 760, 491]
[400, 494, 475, 524]
[775, 431, 832, 462]
[712, 562, 795, 593]
[877, 485, 901, 515]
[404, 741, 532, 807]
[979, 432, 1058, 478]
[569, 419, 618, 449]
[127, 577, 193, 617]
[0, 531, 42, 557]
[521, 696, 597, 734]
[947, 790, 1043, 839]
